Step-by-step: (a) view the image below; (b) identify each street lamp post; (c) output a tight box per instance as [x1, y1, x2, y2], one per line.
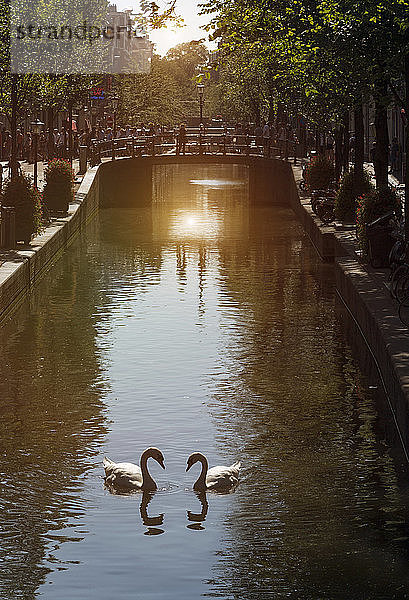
[197, 83, 205, 126]
[91, 101, 98, 131]
[111, 93, 119, 160]
[70, 107, 79, 167]
[112, 93, 119, 138]
[31, 118, 44, 189]
[197, 82, 205, 155]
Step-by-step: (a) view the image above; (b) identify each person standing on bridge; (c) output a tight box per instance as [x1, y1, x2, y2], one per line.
[177, 123, 187, 156]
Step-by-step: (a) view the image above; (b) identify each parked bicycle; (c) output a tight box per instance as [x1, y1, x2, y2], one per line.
[310, 185, 337, 225]
[387, 228, 408, 302]
[380, 212, 409, 325]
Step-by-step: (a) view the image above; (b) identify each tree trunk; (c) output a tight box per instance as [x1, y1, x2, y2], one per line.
[253, 101, 261, 126]
[335, 126, 343, 181]
[69, 104, 73, 166]
[10, 75, 18, 180]
[268, 99, 275, 124]
[48, 107, 54, 159]
[373, 78, 389, 192]
[277, 102, 284, 125]
[342, 112, 350, 172]
[315, 129, 321, 154]
[354, 103, 364, 181]
[405, 54, 409, 240]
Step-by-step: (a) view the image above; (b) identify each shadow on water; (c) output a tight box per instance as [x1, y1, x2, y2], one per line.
[336, 294, 409, 480]
[196, 212, 409, 598]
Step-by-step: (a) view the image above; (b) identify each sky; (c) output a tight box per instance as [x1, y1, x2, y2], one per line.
[114, 0, 211, 56]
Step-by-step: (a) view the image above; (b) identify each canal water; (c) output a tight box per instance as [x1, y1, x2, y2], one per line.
[1, 164, 409, 600]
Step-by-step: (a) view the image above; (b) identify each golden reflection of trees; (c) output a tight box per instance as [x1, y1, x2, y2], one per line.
[205, 205, 409, 598]
[0, 221, 111, 599]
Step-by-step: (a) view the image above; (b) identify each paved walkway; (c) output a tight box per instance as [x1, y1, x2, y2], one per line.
[364, 161, 404, 193]
[0, 159, 82, 190]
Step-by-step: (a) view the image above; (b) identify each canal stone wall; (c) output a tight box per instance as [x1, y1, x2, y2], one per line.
[98, 159, 153, 207]
[288, 165, 342, 261]
[335, 253, 409, 453]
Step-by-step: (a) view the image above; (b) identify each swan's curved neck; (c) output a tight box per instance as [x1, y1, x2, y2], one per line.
[193, 454, 208, 491]
[140, 450, 157, 491]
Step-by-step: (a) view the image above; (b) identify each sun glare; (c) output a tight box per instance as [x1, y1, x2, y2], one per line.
[170, 211, 220, 240]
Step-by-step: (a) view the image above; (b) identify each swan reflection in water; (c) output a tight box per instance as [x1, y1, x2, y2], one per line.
[104, 485, 232, 533]
[187, 492, 209, 531]
[104, 481, 165, 535]
[140, 492, 165, 536]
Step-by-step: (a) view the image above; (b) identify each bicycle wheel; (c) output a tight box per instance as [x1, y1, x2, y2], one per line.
[395, 273, 409, 304]
[311, 196, 323, 215]
[390, 264, 409, 299]
[398, 292, 409, 326]
[317, 202, 335, 225]
[389, 239, 406, 269]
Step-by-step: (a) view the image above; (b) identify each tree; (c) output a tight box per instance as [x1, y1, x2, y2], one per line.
[201, 0, 409, 204]
[207, 46, 269, 123]
[165, 41, 209, 100]
[119, 56, 182, 125]
[118, 42, 209, 125]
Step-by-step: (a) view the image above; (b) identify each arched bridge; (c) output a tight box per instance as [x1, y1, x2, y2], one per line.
[96, 154, 296, 208]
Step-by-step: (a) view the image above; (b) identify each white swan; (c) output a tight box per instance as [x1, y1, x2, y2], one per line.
[103, 447, 165, 491]
[186, 452, 241, 492]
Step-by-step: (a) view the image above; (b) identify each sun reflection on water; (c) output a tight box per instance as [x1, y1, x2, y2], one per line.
[170, 210, 221, 240]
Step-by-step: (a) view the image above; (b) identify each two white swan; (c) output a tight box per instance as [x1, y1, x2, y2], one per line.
[103, 448, 240, 492]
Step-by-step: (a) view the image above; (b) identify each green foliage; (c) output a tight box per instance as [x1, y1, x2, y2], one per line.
[138, 0, 183, 29]
[43, 159, 74, 214]
[207, 46, 269, 122]
[335, 169, 374, 222]
[9, 0, 110, 75]
[356, 188, 399, 256]
[305, 155, 334, 191]
[119, 58, 181, 125]
[165, 41, 209, 98]
[119, 43, 209, 125]
[1, 173, 43, 244]
[200, 0, 409, 136]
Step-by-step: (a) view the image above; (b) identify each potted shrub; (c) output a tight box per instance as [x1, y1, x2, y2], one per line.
[1, 174, 43, 244]
[43, 158, 75, 213]
[335, 169, 374, 222]
[304, 155, 335, 191]
[356, 187, 400, 261]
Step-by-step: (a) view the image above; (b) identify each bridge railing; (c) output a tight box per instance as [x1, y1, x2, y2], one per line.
[88, 133, 298, 166]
